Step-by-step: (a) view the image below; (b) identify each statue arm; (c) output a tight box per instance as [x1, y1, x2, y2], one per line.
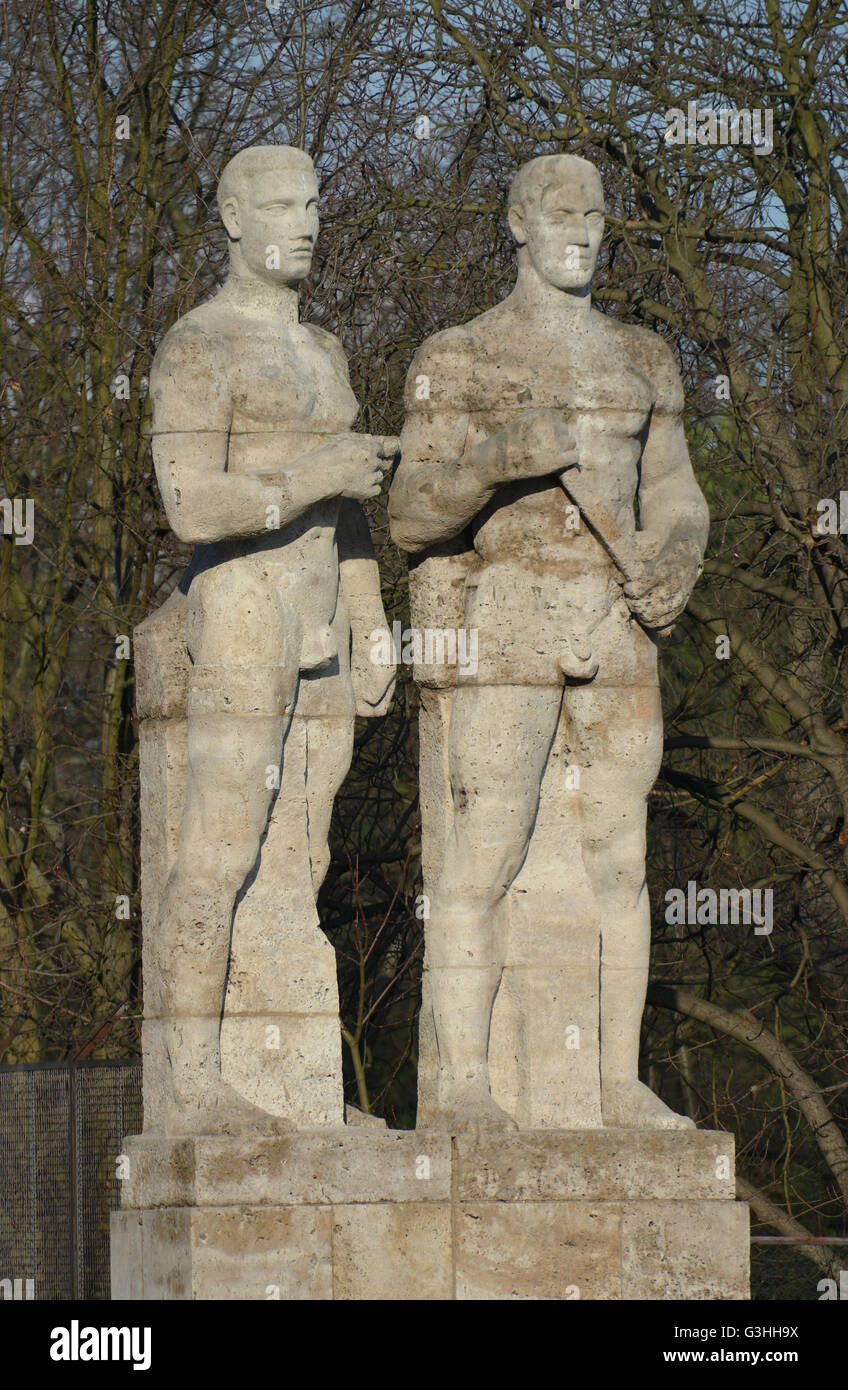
[150, 324, 354, 546]
[637, 412, 710, 563]
[622, 340, 710, 629]
[152, 432, 348, 545]
[389, 409, 488, 553]
[338, 499, 395, 716]
[390, 342, 579, 553]
[389, 339, 507, 552]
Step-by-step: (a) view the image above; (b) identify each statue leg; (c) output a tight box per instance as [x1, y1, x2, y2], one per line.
[154, 562, 300, 1134]
[303, 712, 355, 899]
[566, 682, 695, 1130]
[428, 683, 563, 1131]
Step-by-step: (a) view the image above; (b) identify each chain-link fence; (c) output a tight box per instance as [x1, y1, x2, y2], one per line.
[0, 1060, 141, 1301]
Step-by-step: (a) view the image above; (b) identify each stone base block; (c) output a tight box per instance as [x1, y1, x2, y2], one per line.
[111, 1128, 749, 1300]
[220, 1013, 344, 1127]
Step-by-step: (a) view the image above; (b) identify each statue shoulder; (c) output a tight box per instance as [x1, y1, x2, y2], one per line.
[302, 322, 350, 372]
[404, 320, 486, 412]
[152, 304, 230, 377]
[302, 321, 341, 347]
[606, 317, 684, 415]
[150, 304, 232, 433]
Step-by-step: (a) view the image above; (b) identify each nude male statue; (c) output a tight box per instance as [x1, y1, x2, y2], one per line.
[389, 154, 709, 1132]
[147, 145, 396, 1134]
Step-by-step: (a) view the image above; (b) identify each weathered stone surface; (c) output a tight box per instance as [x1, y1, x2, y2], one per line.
[490, 724, 603, 1128]
[191, 1207, 333, 1301]
[137, 718, 186, 1014]
[120, 1130, 452, 1209]
[621, 1201, 750, 1300]
[120, 1135, 197, 1209]
[113, 1128, 749, 1301]
[134, 590, 190, 722]
[109, 1213, 144, 1300]
[390, 154, 710, 1134]
[332, 1205, 453, 1300]
[451, 1128, 737, 1203]
[344, 1104, 388, 1129]
[138, 1210, 194, 1300]
[220, 1016, 343, 1129]
[218, 711, 343, 1125]
[112, 1207, 333, 1300]
[456, 1203, 621, 1300]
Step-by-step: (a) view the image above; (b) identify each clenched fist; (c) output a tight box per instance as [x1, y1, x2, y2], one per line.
[474, 408, 579, 486]
[617, 535, 703, 631]
[313, 433, 400, 501]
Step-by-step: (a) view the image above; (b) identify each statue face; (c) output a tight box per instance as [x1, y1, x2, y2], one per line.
[224, 167, 320, 287]
[510, 167, 605, 291]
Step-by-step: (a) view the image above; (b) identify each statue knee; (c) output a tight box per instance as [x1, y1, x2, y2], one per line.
[188, 833, 263, 896]
[439, 832, 528, 914]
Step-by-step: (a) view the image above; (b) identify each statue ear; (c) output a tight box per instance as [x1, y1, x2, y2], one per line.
[507, 203, 527, 246]
[220, 195, 242, 241]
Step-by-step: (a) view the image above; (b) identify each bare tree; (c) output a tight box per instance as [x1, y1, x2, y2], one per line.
[2, 0, 846, 1281]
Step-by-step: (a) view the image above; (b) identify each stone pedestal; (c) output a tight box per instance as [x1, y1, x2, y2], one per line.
[111, 1128, 749, 1300]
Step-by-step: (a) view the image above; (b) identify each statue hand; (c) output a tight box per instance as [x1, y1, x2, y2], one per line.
[618, 536, 703, 631]
[313, 433, 400, 501]
[480, 408, 579, 483]
[351, 624, 396, 716]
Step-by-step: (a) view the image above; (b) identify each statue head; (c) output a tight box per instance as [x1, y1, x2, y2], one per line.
[217, 145, 319, 288]
[507, 154, 605, 292]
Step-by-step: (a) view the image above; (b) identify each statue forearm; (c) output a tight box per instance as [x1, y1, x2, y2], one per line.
[390, 418, 548, 552]
[154, 435, 343, 545]
[639, 482, 710, 567]
[635, 415, 710, 576]
[389, 455, 494, 552]
[338, 500, 389, 624]
[391, 408, 581, 552]
[338, 500, 396, 716]
[620, 468, 710, 631]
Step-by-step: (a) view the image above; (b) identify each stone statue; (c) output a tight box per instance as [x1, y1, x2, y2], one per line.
[113, 149, 749, 1303]
[389, 154, 709, 1133]
[140, 145, 396, 1135]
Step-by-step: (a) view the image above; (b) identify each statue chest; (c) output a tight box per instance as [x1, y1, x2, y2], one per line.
[465, 340, 654, 562]
[465, 336, 654, 424]
[227, 326, 358, 435]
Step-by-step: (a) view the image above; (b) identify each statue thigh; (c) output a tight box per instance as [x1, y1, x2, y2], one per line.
[177, 556, 301, 887]
[440, 682, 564, 905]
[562, 680, 664, 927]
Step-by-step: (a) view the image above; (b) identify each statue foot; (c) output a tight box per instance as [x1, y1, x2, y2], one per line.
[435, 1092, 518, 1134]
[345, 1103, 387, 1130]
[602, 1080, 695, 1131]
[163, 1081, 293, 1137]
